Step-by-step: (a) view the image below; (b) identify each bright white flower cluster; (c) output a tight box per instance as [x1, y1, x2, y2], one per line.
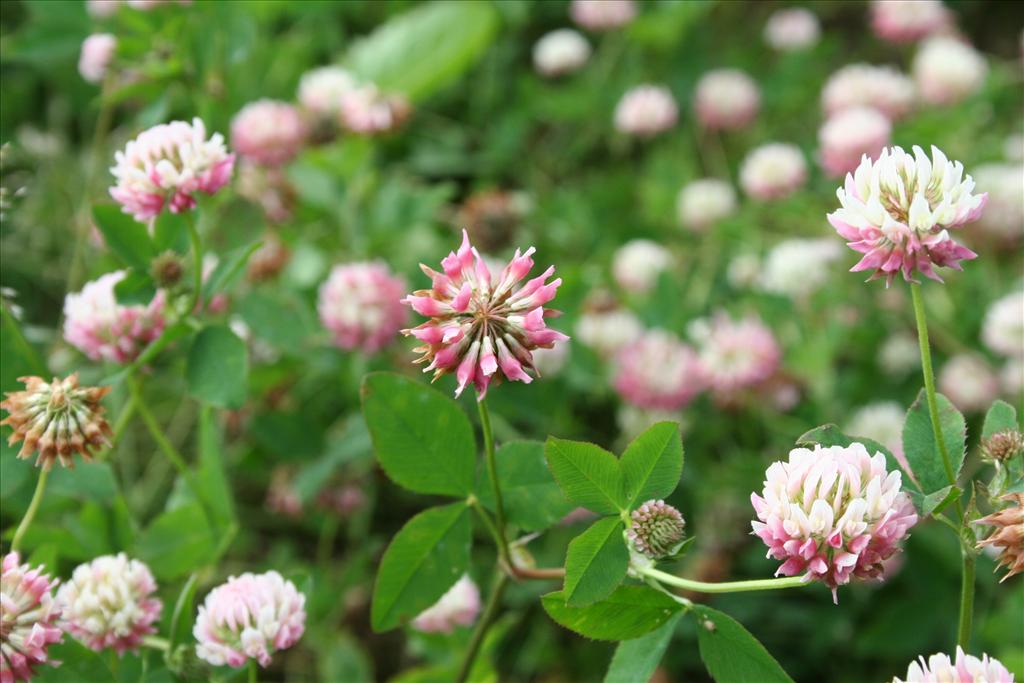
[983, 291, 1024, 359]
[57, 554, 162, 654]
[612, 239, 672, 294]
[913, 37, 988, 106]
[870, 0, 952, 44]
[676, 178, 737, 232]
[821, 64, 916, 121]
[892, 647, 1014, 683]
[614, 85, 678, 137]
[575, 308, 642, 358]
[694, 69, 760, 131]
[194, 571, 306, 668]
[764, 8, 820, 51]
[533, 29, 591, 77]
[411, 575, 481, 634]
[79, 33, 116, 84]
[297, 66, 359, 116]
[818, 106, 891, 178]
[758, 238, 842, 300]
[971, 163, 1024, 240]
[740, 143, 807, 201]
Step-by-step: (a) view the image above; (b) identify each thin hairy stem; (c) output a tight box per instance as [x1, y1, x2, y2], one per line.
[455, 571, 508, 683]
[478, 399, 510, 565]
[957, 550, 975, 649]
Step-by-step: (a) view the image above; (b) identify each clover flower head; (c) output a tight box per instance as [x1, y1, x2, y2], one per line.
[751, 443, 918, 602]
[410, 575, 480, 634]
[318, 261, 407, 354]
[612, 239, 672, 294]
[614, 85, 678, 137]
[402, 230, 567, 400]
[569, 0, 636, 31]
[938, 353, 999, 413]
[740, 143, 808, 201]
[691, 313, 780, 399]
[194, 571, 306, 668]
[827, 145, 986, 285]
[972, 163, 1024, 241]
[1, 552, 62, 683]
[339, 85, 411, 135]
[613, 330, 703, 411]
[63, 270, 166, 364]
[694, 69, 760, 131]
[297, 66, 359, 116]
[913, 37, 987, 106]
[975, 494, 1024, 583]
[822, 63, 916, 120]
[1, 374, 113, 470]
[870, 0, 952, 44]
[110, 117, 234, 222]
[231, 100, 307, 167]
[79, 33, 116, 84]
[764, 8, 820, 51]
[818, 106, 891, 178]
[628, 499, 686, 559]
[981, 430, 1024, 464]
[533, 29, 591, 77]
[676, 178, 737, 232]
[57, 554, 162, 654]
[575, 308, 642, 359]
[846, 401, 908, 469]
[893, 647, 1014, 683]
[759, 238, 841, 300]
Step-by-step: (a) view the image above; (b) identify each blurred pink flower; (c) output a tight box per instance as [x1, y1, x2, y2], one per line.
[194, 571, 305, 668]
[265, 467, 302, 518]
[110, 118, 234, 222]
[57, 554, 161, 655]
[764, 8, 820, 51]
[318, 261, 407, 353]
[569, 0, 636, 31]
[297, 66, 359, 117]
[939, 353, 999, 413]
[533, 29, 591, 78]
[231, 100, 307, 167]
[575, 308, 642, 359]
[740, 143, 807, 201]
[63, 270, 165, 364]
[339, 86, 411, 136]
[913, 36, 988, 106]
[236, 160, 295, 224]
[79, 33, 116, 84]
[870, 0, 952, 44]
[86, 0, 120, 17]
[317, 484, 367, 516]
[612, 239, 672, 294]
[751, 443, 917, 602]
[402, 229, 567, 400]
[818, 106, 891, 178]
[827, 145, 986, 284]
[892, 647, 1014, 683]
[411, 575, 480, 634]
[821, 64, 916, 120]
[972, 163, 1024, 241]
[613, 330, 703, 411]
[691, 313, 780, 400]
[0, 552, 62, 683]
[982, 291, 1024, 359]
[614, 85, 678, 138]
[694, 69, 760, 131]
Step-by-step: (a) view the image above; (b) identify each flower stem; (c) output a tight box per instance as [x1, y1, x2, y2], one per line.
[957, 550, 975, 649]
[640, 566, 808, 594]
[455, 571, 508, 683]
[142, 635, 169, 651]
[248, 659, 258, 683]
[129, 376, 193, 482]
[10, 469, 49, 553]
[185, 212, 203, 313]
[478, 398, 510, 566]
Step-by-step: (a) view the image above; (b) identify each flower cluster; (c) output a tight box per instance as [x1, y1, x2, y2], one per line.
[763, 8, 820, 52]
[575, 306, 642, 359]
[533, 29, 591, 78]
[1, 374, 112, 470]
[739, 143, 808, 201]
[614, 85, 678, 138]
[110, 118, 234, 222]
[410, 575, 481, 634]
[569, 0, 636, 31]
[194, 571, 306, 668]
[758, 238, 841, 300]
[297, 66, 359, 117]
[694, 69, 760, 131]
[913, 37, 987, 106]
[751, 443, 918, 601]
[231, 100, 307, 167]
[821, 64, 915, 121]
[892, 648, 1014, 683]
[1, 552, 62, 683]
[690, 313, 781, 400]
[57, 554, 162, 654]
[827, 145, 986, 284]
[676, 178, 737, 231]
[339, 85, 411, 136]
[613, 330, 703, 411]
[63, 270, 166, 364]
[982, 291, 1024, 359]
[628, 499, 686, 559]
[79, 33, 116, 84]
[938, 354, 999, 413]
[612, 239, 671, 294]
[402, 229, 567, 399]
[318, 261, 407, 353]
[972, 163, 1024, 241]
[818, 106, 891, 178]
[975, 493, 1024, 582]
[870, 0, 951, 44]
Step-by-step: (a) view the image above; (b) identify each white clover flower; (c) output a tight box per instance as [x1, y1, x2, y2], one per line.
[880, 333, 921, 376]
[913, 37, 988, 106]
[612, 239, 672, 294]
[971, 163, 1024, 241]
[870, 0, 952, 44]
[694, 69, 760, 131]
[297, 66, 359, 116]
[983, 291, 1024, 359]
[676, 178, 737, 232]
[411, 575, 480, 634]
[614, 85, 678, 137]
[764, 8, 820, 51]
[533, 29, 591, 77]
[575, 309, 643, 358]
[79, 33, 116, 84]
[759, 238, 842, 300]
[740, 143, 808, 201]
[893, 647, 1014, 683]
[939, 353, 999, 413]
[822, 63, 916, 120]
[570, 0, 636, 31]
[818, 106, 891, 178]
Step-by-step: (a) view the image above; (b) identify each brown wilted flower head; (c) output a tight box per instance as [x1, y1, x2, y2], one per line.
[1, 374, 112, 469]
[981, 429, 1024, 463]
[975, 493, 1024, 582]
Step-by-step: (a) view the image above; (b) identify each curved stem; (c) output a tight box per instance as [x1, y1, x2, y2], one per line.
[957, 550, 975, 649]
[129, 376, 192, 481]
[99, 393, 138, 460]
[478, 399, 510, 565]
[640, 566, 807, 594]
[11, 469, 50, 553]
[185, 212, 203, 313]
[455, 571, 508, 683]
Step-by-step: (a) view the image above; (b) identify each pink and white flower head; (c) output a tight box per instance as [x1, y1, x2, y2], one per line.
[79, 33, 116, 84]
[236, 160, 295, 224]
[63, 270, 166, 364]
[870, 0, 952, 44]
[57, 554, 161, 655]
[533, 29, 591, 78]
[740, 143, 808, 201]
[297, 66, 358, 117]
[613, 330, 703, 411]
[410, 575, 480, 634]
[230, 100, 306, 167]
[402, 229, 567, 400]
[110, 118, 234, 222]
[821, 64, 916, 121]
[569, 0, 636, 31]
[827, 145, 986, 284]
[939, 353, 999, 413]
[194, 571, 306, 669]
[892, 647, 1014, 683]
[87, 0, 121, 17]
[751, 443, 918, 602]
[1, 552, 62, 683]
[972, 163, 1024, 241]
[759, 238, 842, 300]
[690, 313, 781, 399]
[818, 106, 891, 178]
[880, 332, 921, 376]
[318, 261, 407, 354]
[764, 8, 820, 51]
[982, 291, 1024, 359]
[676, 178, 737, 232]
[575, 308, 642, 359]
[846, 401, 910, 475]
[694, 69, 760, 131]
[339, 85, 411, 136]
[614, 85, 678, 138]
[913, 37, 988, 106]
[612, 239, 672, 294]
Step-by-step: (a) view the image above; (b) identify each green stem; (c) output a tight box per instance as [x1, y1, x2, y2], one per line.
[11, 469, 49, 553]
[957, 551, 975, 649]
[477, 399, 510, 566]
[248, 659, 258, 683]
[455, 572, 508, 683]
[142, 635, 170, 651]
[129, 376, 192, 481]
[99, 393, 138, 460]
[640, 566, 808, 594]
[469, 498, 504, 551]
[185, 212, 203, 313]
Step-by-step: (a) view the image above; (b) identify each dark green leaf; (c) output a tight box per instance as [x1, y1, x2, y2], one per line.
[907, 485, 962, 518]
[236, 288, 317, 351]
[371, 502, 472, 632]
[545, 437, 624, 514]
[92, 204, 156, 269]
[34, 640, 112, 683]
[564, 517, 628, 607]
[153, 212, 189, 253]
[133, 503, 215, 580]
[541, 585, 682, 641]
[196, 406, 235, 531]
[47, 461, 118, 500]
[113, 269, 157, 306]
[186, 325, 248, 409]
[982, 400, 1019, 439]
[620, 422, 683, 508]
[361, 372, 475, 497]
[476, 440, 574, 532]
[604, 613, 681, 683]
[902, 390, 966, 494]
[167, 573, 198, 653]
[694, 606, 794, 683]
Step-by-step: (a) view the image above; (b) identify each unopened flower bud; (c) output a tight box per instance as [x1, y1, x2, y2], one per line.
[151, 250, 184, 288]
[982, 430, 1024, 463]
[628, 499, 686, 559]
